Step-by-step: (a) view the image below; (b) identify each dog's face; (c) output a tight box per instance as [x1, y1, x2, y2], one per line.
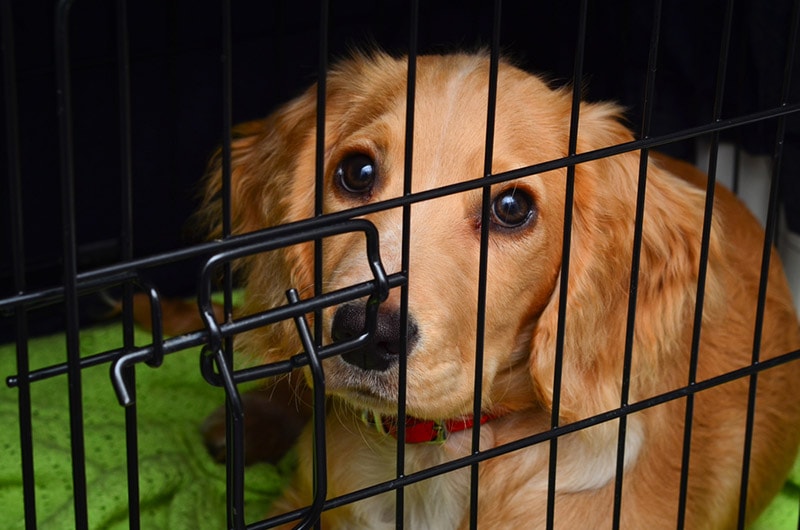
[313, 56, 575, 419]
[203, 52, 711, 425]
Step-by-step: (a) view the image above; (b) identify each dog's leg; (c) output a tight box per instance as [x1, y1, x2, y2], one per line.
[201, 375, 312, 465]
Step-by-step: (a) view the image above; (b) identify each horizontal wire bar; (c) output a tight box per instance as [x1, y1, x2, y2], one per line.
[248, 346, 800, 529]
[4, 271, 407, 389]
[2, 102, 799, 316]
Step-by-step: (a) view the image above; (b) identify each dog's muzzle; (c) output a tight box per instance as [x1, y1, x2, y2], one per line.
[331, 302, 419, 371]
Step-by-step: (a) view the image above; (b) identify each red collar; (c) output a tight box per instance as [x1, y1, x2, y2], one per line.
[362, 411, 501, 444]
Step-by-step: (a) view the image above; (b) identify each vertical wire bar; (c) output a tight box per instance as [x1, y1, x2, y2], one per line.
[218, 1, 246, 527]
[220, 0, 235, 328]
[287, 288, 328, 530]
[611, 2, 662, 527]
[546, 1, 587, 527]
[115, 1, 141, 528]
[737, 1, 800, 527]
[394, 1, 419, 527]
[55, 1, 89, 527]
[676, 1, 736, 527]
[117, 0, 134, 359]
[2, 0, 37, 526]
[220, 3, 234, 299]
[314, 0, 329, 294]
[311, 2, 330, 528]
[470, 2, 502, 528]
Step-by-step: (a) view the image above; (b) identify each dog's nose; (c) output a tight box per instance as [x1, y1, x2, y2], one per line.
[331, 302, 418, 371]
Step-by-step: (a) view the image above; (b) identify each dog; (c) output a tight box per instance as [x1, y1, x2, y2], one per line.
[198, 51, 800, 529]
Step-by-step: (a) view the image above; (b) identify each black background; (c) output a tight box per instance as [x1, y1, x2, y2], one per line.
[2, 0, 798, 337]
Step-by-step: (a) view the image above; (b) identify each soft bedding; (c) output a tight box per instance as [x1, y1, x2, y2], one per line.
[1, 321, 797, 528]
[0, 323, 288, 529]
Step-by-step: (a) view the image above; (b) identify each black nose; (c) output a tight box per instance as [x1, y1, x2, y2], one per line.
[331, 302, 419, 371]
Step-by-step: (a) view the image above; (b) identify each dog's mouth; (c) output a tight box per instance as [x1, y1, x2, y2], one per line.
[326, 301, 489, 420]
[327, 376, 403, 417]
[322, 301, 419, 413]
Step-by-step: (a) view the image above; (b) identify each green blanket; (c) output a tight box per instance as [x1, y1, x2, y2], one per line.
[0, 323, 288, 529]
[1, 323, 798, 529]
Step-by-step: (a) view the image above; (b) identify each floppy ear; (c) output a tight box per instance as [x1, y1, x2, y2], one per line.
[197, 88, 318, 242]
[529, 102, 724, 432]
[196, 87, 319, 362]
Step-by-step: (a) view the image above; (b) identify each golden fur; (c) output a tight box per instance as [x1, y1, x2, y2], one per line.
[200, 52, 800, 528]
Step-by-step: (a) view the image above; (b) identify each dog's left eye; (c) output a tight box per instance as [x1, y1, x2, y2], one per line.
[491, 187, 536, 229]
[335, 153, 377, 196]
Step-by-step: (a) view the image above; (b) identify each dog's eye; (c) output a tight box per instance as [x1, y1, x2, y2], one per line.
[335, 153, 376, 195]
[491, 187, 535, 229]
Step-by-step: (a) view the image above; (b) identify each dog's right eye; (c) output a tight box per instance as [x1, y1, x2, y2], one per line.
[490, 186, 536, 229]
[335, 153, 377, 196]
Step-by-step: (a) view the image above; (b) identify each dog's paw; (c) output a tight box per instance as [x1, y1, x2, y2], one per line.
[201, 386, 312, 466]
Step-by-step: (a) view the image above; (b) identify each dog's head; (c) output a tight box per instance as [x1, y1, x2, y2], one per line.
[200, 52, 717, 430]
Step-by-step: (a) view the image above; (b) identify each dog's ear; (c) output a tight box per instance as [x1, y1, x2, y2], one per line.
[196, 90, 318, 243]
[195, 87, 320, 361]
[196, 119, 270, 241]
[529, 102, 724, 430]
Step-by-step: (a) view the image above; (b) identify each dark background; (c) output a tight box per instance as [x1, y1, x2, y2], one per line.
[2, 0, 798, 337]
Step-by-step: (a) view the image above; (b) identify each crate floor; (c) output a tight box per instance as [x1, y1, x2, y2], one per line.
[1, 323, 289, 529]
[1, 322, 797, 528]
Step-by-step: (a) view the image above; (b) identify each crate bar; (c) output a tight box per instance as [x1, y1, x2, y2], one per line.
[313, 0, 329, 301]
[546, 1, 588, 527]
[54, 0, 90, 527]
[2, 99, 799, 318]
[675, 0, 736, 527]
[394, 1, 419, 526]
[2, 0, 37, 526]
[612, 1, 663, 526]
[213, 0, 248, 528]
[117, 0, 134, 359]
[219, 0, 240, 508]
[219, 0, 234, 325]
[113, 0, 143, 528]
[468, 1, 503, 528]
[306, 2, 330, 527]
[9, 276, 403, 401]
[283, 289, 328, 530]
[250, 346, 800, 530]
[738, 0, 800, 526]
